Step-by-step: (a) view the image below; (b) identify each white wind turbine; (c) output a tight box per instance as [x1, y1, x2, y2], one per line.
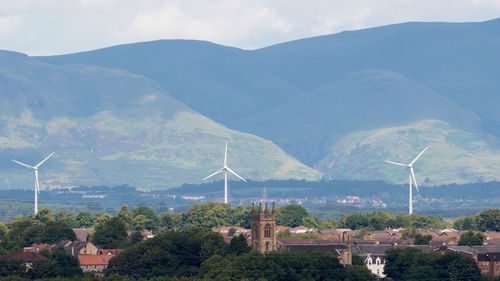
[203, 142, 246, 204]
[385, 146, 428, 215]
[12, 152, 55, 215]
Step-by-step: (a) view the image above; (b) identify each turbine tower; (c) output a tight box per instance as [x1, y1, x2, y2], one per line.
[203, 142, 246, 204]
[385, 146, 428, 215]
[12, 152, 55, 215]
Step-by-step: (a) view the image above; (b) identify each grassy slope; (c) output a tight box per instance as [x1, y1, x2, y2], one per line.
[0, 52, 320, 190]
[315, 120, 500, 185]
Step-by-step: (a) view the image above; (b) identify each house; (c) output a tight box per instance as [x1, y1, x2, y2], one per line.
[78, 254, 115, 277]
[447, 245, 500, 276]
[352, 243, 434, 278]
[289, 226, 314, 234]
[363, 230, 400, 241]
[275, 225, 290, 233]
[276, 239, 352, 266]
[142, 229, 155, 239]
[24, 243, 55, 253]
[72, 228, 94, 241]
[0, 252, 46, 269]
[212, 226, 250, 236]
[52, 240, 100, 257]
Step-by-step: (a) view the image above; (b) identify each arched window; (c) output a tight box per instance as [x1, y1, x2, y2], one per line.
[264, 224, 271, 238]
[266, 241, 269, 251]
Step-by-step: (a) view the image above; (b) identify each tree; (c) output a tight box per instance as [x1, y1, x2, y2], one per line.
[402, 228, 417, 239]
[39, 221, 76, 244]
[76, 212, 93, 228]
[227, 227, 237, 237]
[339, 213, 370, 230]
[106, 227, 227, 279]
[414, 233, 432, 245]
[302, 216, 321, 229]
[474, 208, 500, 231]
[276, 204, 308, 227]
[454, 216, 475, 230]
[93, 212, 112, 228]
[458, 230, 484, 246]
[384, 247, 481, 281]
[228, 234, 250, 255]
[185, 202, 231, 228]
[91, 217, 128, 249]
[129, 231, 144, 245]
[132, 215, 147, 231]
[132, 205, 160, 231]
[117, 205, 134, 230]
[33, 208, 55, 224]
[54, 211, 77, 228]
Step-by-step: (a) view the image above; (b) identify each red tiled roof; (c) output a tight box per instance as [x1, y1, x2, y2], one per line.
[78, 255, 114, 266]
[0, 252, 46, 262]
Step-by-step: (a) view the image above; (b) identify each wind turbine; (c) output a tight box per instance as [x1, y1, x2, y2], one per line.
[203, 142, 246, 204]
[385, 146, 428, 215]
[12, 152, 55, 215]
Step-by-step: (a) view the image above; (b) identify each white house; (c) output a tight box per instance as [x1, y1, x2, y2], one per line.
[365, 254, 386, 278]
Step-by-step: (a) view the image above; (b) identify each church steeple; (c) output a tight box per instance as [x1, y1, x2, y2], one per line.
[251, 201, 277, 253]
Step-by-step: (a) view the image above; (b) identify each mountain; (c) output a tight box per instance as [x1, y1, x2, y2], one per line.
[230, 69, 481, 164]
[0, 51, 320, 190]
[40, 40, 307, 123]
[315, 119, 500, 185]
[36, 18, 500, 185]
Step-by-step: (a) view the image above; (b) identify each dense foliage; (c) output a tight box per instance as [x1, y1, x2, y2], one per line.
[105, 226, 374, 281]
[337, 211, 447, 230]
[384, 248, 482, 281]
[458, 230, 485, 246]
[0, 248, 81, 279]
[200, 251, 375, 281]
[0, 208, 76, 253]
[454, 209, 500, 232]
[105, 227, 228, 279]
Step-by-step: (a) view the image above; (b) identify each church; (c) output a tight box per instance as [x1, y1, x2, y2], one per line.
[250, 202, 352, 266]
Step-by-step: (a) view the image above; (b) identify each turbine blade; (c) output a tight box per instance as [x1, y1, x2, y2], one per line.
[12, 160, 34, 169]
[225, 167, 247, 182]
[35, 152, 55, 168]
[410, 168, 419, 192]
[224, 142, 228, 167]
[410, 146, 429, 165]
[384, 160, 408, 167]
[202, 168, 224, 181]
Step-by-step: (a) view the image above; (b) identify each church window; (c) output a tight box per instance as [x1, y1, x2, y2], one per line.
[264, 223, 271, 238]
[266, 241, 269, 251]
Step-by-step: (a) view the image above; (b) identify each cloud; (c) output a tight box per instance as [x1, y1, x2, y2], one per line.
[0, 0, 499, 55]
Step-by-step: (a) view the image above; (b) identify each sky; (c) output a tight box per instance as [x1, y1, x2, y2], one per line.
[1, 0, 500, 56]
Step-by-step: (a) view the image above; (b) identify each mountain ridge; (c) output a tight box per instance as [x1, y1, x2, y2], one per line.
[21, 17, 500, 185]
[0, 51, 321, 190]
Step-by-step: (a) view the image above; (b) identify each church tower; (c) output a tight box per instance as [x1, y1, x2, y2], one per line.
[251, 202, 276, 253]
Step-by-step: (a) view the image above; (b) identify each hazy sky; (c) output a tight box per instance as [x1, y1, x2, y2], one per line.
[1, 0, 500, 55]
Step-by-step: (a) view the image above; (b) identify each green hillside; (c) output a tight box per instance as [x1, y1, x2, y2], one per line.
[0, 51, 320, 190]
[315, 120, 500, 185]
